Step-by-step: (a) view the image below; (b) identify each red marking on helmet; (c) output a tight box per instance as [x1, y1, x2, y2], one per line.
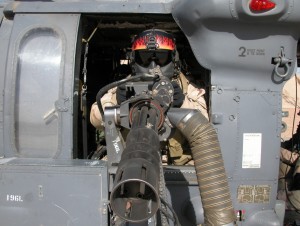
[132, 34, 175, 51]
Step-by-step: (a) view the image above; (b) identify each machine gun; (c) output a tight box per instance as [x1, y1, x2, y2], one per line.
[96, 67, 179, 224]
[96, 66, 235, 225]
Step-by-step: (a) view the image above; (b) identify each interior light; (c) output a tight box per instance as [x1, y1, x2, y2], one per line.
[249, 0, 276, 12]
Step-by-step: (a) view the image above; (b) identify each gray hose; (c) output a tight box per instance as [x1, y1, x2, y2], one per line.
[167, 108, 235, 226]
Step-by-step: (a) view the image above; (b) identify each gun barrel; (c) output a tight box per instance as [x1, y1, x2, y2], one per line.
[110, 127, 161, 223]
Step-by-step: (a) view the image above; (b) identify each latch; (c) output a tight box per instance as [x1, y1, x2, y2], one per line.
[55, 96, 70, 112]
[3, 2, 15, 20]
[43, 97, 70, 124]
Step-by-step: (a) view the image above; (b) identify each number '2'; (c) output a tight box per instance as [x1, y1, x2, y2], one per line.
[239, 47, 246, 57]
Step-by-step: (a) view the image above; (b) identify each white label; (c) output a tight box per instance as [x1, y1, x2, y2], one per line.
[242, 133, 262, 168]
[6, 194, 23, 202]
[112, 137, 121, 153]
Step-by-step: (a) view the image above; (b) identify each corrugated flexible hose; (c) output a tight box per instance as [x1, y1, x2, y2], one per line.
[168, 109, 236, 226]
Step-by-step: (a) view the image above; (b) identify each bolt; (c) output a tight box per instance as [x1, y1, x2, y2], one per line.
[234, 96, 240, 102]
[102, 208, 107, 214]
[229, 115, 235, 121]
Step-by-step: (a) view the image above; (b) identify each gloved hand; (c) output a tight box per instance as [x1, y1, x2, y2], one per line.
[171, 81, 185, 107]
[116, 85, 127, 104]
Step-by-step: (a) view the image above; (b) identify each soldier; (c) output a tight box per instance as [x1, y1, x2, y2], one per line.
[278, 120, 300, 210]
[90, 29, 208, 165]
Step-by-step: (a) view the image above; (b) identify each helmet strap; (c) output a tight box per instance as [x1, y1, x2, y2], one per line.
[146, 30, 159, 50]
[172, 50, 180, 78]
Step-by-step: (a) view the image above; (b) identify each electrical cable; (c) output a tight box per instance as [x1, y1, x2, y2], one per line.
[159, 207, 175, 222]
[160, 197, 181, 226]
[96, 74, 143, 117]
[96, 73, 158, 118]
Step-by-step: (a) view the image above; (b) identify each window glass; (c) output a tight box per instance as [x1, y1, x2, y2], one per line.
[15, 28, 62, 157]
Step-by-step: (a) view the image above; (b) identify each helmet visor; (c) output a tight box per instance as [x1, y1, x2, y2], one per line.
[135, 50, 173, 67]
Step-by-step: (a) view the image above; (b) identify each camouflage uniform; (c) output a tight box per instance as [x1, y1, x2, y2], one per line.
[278, 140, 300, 210]
[90, 72, 208, 165]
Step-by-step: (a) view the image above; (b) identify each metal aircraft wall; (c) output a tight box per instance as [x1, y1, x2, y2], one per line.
[173, 0, 300, 225]
[0, 0, 299, 225]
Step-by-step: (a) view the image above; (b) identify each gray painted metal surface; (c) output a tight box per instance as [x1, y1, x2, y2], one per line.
[173, 1, 300, 224]
[2, 13, 80, 159]
[0, 158, 108, 226]
[0, 0, 299, 225]
[5, 0, 178, 14]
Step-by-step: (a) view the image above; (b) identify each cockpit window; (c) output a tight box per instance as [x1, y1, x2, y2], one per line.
[15, 28, 62, 157]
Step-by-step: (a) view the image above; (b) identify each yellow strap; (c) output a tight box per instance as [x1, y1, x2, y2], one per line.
[178, 73, 189, 94]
